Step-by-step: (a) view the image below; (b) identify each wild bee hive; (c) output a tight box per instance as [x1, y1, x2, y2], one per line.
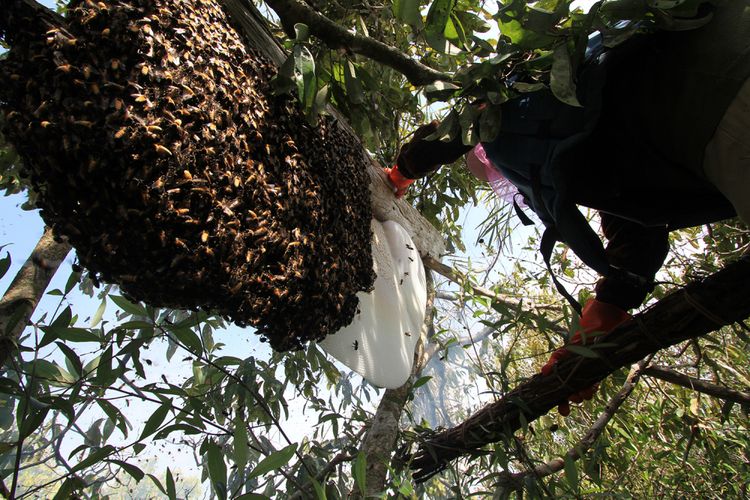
[0, 0, 375, 350]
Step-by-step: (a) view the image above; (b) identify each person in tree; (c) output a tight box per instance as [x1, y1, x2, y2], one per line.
[386, 0, 750, 415]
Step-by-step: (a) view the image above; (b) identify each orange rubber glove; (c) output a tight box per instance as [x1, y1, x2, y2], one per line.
[541, 298, 631, 416]
[384, 165, 415, 198]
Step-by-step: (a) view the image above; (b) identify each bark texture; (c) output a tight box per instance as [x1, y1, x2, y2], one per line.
[0, 228, 71, 368]
[410, 256, 750, 481]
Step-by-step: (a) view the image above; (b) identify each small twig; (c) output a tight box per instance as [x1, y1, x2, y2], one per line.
[422, 256, 567, 336]
[643, 364, 750, 405]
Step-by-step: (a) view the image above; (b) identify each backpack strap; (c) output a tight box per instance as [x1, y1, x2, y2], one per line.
[540, 227, 583, 316]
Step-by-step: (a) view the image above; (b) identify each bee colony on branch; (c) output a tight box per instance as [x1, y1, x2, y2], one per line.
[0, 0, 376, 350]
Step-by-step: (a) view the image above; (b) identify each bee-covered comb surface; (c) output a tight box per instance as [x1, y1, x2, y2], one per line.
[0, 0, 375, 351]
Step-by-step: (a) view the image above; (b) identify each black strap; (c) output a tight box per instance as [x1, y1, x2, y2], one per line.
[540, 228, 583, 316]
[513, 195, 534, 227]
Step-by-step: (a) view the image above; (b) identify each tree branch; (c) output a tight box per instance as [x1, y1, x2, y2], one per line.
[409, 257, 750, 482]
[423, 255, 567, 336]
[0, 228, 71, 369]
[261, 0, 450, 86]
[643, 364, 750, 405]
[497, 357, 650, 491]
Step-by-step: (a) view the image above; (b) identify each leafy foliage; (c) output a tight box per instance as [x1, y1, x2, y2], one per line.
[0, 0, 748, 498]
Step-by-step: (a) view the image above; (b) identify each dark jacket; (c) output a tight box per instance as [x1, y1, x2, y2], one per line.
[399, 0, 750, 309]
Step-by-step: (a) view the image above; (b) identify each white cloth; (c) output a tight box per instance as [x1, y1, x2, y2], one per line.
[319, 219, 426, 389]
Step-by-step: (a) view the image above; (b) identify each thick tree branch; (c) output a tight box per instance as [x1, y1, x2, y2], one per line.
[262, 0, 450, 86]
[497, 358, 650, 490]
[409, 257, 750, 481]
[643, 364, 750, 405]
[0, 228, 71, 369]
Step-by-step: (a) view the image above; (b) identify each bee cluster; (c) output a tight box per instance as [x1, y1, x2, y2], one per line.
[0, 0, 375, 350]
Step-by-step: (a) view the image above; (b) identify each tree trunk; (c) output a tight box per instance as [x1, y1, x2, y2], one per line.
[410, 256, 750, 482]
[0, 228, 70, 368]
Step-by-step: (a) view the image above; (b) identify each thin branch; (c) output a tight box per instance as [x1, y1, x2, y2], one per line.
[423, 324, 495, 363]
[643, 364, 750, 405]
[423, 256, 567, 336]
[261, 0, 450, 85]
[496, 357, 651, 491]
[0, 228, 71, 369]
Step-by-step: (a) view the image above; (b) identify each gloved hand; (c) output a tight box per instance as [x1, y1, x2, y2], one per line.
[384, 165, 415, 198]
[541, 298, 631, 416]
[385, 121, 440, 198]
[386, 119, 475, 197]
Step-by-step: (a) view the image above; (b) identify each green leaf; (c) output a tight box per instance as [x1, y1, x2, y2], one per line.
[272, 54, 297, 95]
[53, 477, 84, 500]
[95, 345, 116, 386]
[19, 407, 49, 440]
[564, 454, 579, 491]
[550, 44, 581, 107]
[98, 399, 129, 438]
[424, 80, 460, 101]
[41, 326, 100, 345]
[110, 295, 147, 317]
[64, 270, 80, 294]
[425, 0, 454, 51]
[345, 61, 364, 104]
[564, 344, 600, 359]
[499, 18, 555, 49]
[247, 443, 297, 481]
[393, 0, 422, 27]
[294, 22, 310, 42]
[412, 375, 433, 389]
[0, 251, 10, 281]
[51, 305, 72, 328]
[0, 396, 15, 430]
[70, 445, 116, 474]
[479, 105, 502, 142]
[55, 341, 82, 378]
[90, 298, 107, 327]
[311, 478, 327, 500]
[140, 402, 171, 440]
[166, 467, 177, 500]
[206, 439, 228, 500]
[353, 451, 367, 494]
[108, 460, 144, 481]
[293, 44, 316, 111]
[27, 358, 61, 381]
[147, 473, 167, 495]
[233, 419, 249, 471]
[168, 326, 202, 353]
[425, 109, 459, 142]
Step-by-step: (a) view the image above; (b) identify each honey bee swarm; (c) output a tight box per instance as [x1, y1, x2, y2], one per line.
[0, 0, 375, 351]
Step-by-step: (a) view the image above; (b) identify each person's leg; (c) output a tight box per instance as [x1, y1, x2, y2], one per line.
[703, 77, 750, 224]
[595, 213, 670, 311]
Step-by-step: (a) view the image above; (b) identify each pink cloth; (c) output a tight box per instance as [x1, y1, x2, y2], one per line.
[465, 143, 523, 206]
